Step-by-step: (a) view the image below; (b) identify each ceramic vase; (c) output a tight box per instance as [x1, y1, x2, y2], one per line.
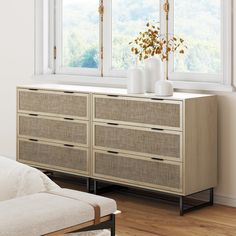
[127, 67, 145, 94]
[144, 57, 163, 93]
[155, 78, 174, 97]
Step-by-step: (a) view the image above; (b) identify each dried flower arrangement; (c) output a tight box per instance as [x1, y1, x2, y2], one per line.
[129, 22, 187, 62]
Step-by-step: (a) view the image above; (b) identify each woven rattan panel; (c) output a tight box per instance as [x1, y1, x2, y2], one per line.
[19, 140, 88, 172]
[19, 116, 87, 145]
[94, 97, 181, 128]
[19, 91, 87, 118]
[94, 152, 181, 189]
[95, 125, 180, 159]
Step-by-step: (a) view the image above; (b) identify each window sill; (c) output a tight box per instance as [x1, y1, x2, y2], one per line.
[33, 74, 235, 93]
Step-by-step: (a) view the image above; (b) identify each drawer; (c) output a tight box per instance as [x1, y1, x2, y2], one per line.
[18, 139, 89, 175]
[93, 95, 182, 130]
[93, 123, 182, 161]
[18, 115, 88, 146]
[18, 89, 89, 119]
[93, 150, 182, 192]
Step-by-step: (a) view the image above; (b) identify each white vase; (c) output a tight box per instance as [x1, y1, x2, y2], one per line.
[127, 67, 145, 94]
[155, 79, 174, 97]
[144, 57, 163, 93]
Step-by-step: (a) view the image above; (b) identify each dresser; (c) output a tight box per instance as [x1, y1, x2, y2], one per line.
[17, 84, 217, 215]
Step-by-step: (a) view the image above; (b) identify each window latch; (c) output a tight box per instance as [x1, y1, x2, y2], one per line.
[54, 46, 57, 60]
[98, 3, 104, 16]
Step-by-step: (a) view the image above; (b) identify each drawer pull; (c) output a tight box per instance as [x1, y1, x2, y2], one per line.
[151, 158, 164, 161]
[29, 114, 38, 117]
[64, 144, 74, 148]
[107, 123, 119, 126]
[29, 139, 38, 142]
[64, 91, 74, 94]
[151, 128, 164, 131]
[28, 89, 38, 91]
[107, 151, 119, 154]
[107, 95, 119, 97]
[151, 98, 164, 101]
[64, 117, 74, 121]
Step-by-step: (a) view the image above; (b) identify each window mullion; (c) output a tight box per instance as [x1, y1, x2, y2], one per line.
[162, 0, 174, 79]
[102, 0, 112, 77]
[99, 0, 104, 77]
[54, 0, 63, 74]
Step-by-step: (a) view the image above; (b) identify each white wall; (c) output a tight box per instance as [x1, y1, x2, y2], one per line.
[0, 0, 34, 157]
[0, 0, 236, 206]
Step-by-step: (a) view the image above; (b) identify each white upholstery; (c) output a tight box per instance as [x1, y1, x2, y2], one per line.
[0, 156, 59, 201]
[0, 190, 117, 236]
[0, 157, 117, 236]
[50, 188, 117, 217]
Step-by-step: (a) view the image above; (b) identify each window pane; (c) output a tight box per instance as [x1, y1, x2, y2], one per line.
[62, 0, 99, 69]
[112, 0, 160, 70]
[174, 0, 221, 74]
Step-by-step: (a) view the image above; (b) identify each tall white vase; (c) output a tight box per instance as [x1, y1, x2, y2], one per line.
[127, 67, 145, 94]
[144, 57, 163, 93]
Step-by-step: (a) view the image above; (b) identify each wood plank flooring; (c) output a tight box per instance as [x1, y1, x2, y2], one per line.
[53, 177, 236, 236]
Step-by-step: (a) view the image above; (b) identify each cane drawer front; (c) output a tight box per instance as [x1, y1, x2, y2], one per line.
[93, 151, 182, 192]
[18, 115, 88, 146]
[18, 139, 89, 174]
[93, 95, 182, 130]
[94, 124, 182, 161]
[18, 89, 89, 119]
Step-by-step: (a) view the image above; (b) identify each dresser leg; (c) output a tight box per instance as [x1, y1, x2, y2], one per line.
[94, 180, 98, 195]
[179, 188, 214, 216]
[210, 188, 214, 206]
[86, 178, 92, 193]
[179, 196, 184, 216]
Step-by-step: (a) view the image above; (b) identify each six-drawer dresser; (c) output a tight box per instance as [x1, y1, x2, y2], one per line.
[17, 84, 217, 215]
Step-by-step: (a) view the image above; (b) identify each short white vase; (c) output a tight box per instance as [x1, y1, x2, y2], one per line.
[127, 67, 145, 94]
[144, 57, 163, 93]
[155, 79, 174, 97]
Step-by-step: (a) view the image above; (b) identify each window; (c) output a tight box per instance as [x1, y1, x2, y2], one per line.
[62, 0, 99, 69]
[174, 0, 221, 74]
[36, 0, 232, 88]
[111, 0, 160, 70]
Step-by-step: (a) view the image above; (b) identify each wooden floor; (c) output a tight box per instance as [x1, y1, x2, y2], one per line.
[54, 177, 236, 236]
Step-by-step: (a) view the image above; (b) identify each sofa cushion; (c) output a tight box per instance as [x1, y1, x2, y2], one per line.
[0, 156, 59, 201]
[0, 190, 117, 236]
[49, 188, 117, 217]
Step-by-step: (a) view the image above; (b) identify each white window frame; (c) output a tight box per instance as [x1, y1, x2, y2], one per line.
[34, 0, 234, 92]
[55, 0, 102, 76]
[167, 0, 232, 86]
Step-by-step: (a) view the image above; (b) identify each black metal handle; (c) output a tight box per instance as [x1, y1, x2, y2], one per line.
[107, 151, 119, 154]
[64, 91, 74, 94]
[151, 157, 164, 161]
[107, 95, 119, 97]
[29, 139, 38, 142]
[64, 144, 74, 147]
[29, 114, 38, 117]
[151, 98, 164, 101]
[107, 123, 119, 126]
[151, 128, 164, 131]
[28, 89, 38, 91]
[64, 117, 74, 121]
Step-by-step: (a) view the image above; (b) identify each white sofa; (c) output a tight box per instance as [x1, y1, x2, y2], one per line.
[0, 156, 117, 236]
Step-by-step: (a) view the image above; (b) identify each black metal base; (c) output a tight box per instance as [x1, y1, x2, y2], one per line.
[75, 214, 116, 236]
[94, 179, 214, 216]
[93, 180, 123, 195]
[179, 188, 214, 216]
[87, 177, 93, 193]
